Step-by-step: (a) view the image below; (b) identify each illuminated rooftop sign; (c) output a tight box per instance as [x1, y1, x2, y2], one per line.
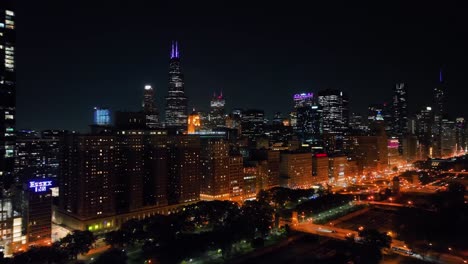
[293, 93, 313, 100]
[29, 180, 53, 193]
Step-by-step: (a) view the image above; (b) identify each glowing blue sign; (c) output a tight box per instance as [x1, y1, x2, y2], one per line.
[29, 180, 53, 193]
[293, 93, 313, 100]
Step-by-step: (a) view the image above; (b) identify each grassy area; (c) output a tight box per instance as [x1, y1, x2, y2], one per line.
[311, 203, 366, 224]
[179, 230, 289, 264]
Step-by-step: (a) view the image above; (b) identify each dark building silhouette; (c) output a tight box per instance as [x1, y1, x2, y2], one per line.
[142, 85, 159, 128]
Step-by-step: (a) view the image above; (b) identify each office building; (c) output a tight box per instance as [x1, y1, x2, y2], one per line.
[293, 92, 313, 108]
[241, 109, 265, 140]
[0, 2, 15, 255]
[317, 89, 349, 153]
[165, 41, 188, 131]
[142, 85, 159, 128]
[208, 92, 226, 130]
[93, 107, 111, 126]
[432, 69, 445, 158]
[392, 83, 408, 154]
[15, 130, 61, 185]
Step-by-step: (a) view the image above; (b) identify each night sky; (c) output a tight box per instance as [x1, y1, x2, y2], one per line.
[15, 1, 467, 131]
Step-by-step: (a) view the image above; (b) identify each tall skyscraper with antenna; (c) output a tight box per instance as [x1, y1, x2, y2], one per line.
[433, 68, 445, 157]
[165, 41, 188, 131]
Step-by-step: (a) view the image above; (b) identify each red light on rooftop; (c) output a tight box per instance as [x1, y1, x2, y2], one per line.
[316, 153, 327, 157]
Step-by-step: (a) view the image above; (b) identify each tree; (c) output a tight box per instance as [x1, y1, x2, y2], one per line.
[120, 218, 145, 244]
[104, 230, 129, 248]
[93, 248, 127, 264]
[241, 200, 274, 238]
[58, 230, 96, 259]
[12, 246, 68, 264]
[392, 166, 398, 173]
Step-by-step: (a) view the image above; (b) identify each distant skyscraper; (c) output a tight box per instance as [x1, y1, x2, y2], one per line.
[432, 69, 445, 158]
[93, 107, 111, 126]
[293, 92, 313, 108]
[165, 41, 188, 131]
[318, 89, 349, 153]
[392, 83, 408, 154]
[241, 109, 265, 140]
[208, 92, 226, 129]
[0, 2, 15, 190]
[142, 84, 159, 128]
[0, 3, 16, 255]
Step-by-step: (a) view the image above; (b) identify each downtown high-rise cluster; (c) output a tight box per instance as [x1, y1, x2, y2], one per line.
[1, 1, 467, 257]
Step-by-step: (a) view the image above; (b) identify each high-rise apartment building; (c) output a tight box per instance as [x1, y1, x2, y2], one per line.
[165, 41, 188, 131]
[200, 138, 230, 200]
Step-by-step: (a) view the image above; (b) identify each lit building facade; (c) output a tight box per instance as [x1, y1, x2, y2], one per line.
[241, 109, 265, 140]
[279, 152, 313, 189]
[15, 130, 61, 184]
[200, 138, 230, 200]
[165, 41, 188, 131]
[318, 89, 349, 153]
[208, 92, 226, 130]
[187, 110, 201, 134]
[432, 69, 445, 158]
[93, 107, 111, 126]
[392, 83, 408, 154]
[0, 2, 15, 189]
[0, 1, 15, 255]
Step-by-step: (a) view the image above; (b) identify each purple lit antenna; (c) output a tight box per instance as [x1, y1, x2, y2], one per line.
[439, 68, 443, 83]
[175, 41, 179, 58]
[170, 41, 175, 59]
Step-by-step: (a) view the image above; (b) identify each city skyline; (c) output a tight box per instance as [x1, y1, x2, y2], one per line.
[15, 1, 467, 131]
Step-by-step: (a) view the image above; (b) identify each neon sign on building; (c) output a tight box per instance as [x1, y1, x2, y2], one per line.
[293, 93, 313, 100]
[29, 180, 53, 193]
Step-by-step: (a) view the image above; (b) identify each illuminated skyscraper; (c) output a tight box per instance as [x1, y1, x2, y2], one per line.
[432, 69, 445, 158]
[142, 84, 159, 128]
[0, 2, 16, 255]
[318, 89, 349, 153]
[0, 2, 15, 190]
[93, 107, 110, 126]
[165, 41, 188, 131]
[392, 83, 408, 154]
[208, 92, 226, 130]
